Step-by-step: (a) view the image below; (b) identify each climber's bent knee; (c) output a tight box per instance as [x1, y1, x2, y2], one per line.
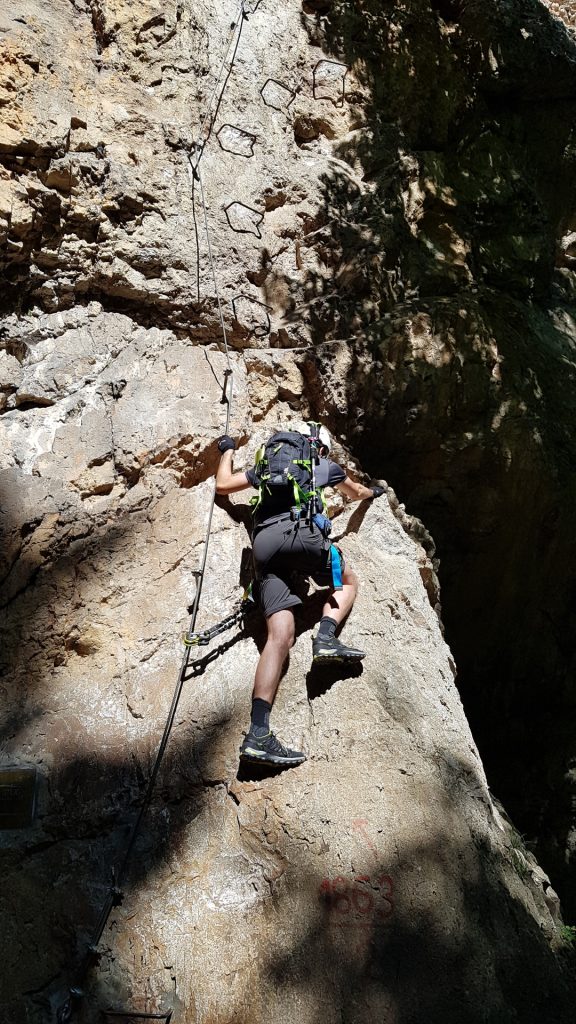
[266, 609, 295, 651]
[342, 566, 358, 592]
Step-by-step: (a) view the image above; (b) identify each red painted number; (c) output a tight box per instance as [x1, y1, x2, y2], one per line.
[318, 873, 394, 920]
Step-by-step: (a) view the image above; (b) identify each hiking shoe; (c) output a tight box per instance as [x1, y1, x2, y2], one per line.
[312, 634, 366, 664]
[239, 729, 306, 768]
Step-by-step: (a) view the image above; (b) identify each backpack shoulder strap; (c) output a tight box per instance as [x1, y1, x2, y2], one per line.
[314, 458, 331, 489]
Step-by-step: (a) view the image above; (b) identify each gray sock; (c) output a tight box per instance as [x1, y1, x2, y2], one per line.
[317, 616, 338, 639]
[251, 697, 271, 733]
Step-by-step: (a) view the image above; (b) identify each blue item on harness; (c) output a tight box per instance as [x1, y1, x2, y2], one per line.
[330, 544, 343, 591]
[313, 512, 332, 537]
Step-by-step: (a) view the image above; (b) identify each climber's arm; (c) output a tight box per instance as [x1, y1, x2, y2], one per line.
[336, 476, 383, 502]
[215, 450, 252, 495]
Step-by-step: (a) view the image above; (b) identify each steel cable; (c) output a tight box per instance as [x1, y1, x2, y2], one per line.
[70, 0, 249, 1003]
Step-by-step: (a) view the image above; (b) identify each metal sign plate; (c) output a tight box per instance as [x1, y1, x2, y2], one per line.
[0, 767, 38, 828]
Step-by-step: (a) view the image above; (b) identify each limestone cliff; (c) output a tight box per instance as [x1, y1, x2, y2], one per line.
[1, 1, 576, 1022]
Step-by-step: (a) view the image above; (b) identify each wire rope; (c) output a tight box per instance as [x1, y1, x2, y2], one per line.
[66, 2, 251, 1008]
[190, 0, 248, 172]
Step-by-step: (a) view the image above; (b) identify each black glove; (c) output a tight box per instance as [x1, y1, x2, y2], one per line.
[218, 435, 235, 453]
[370, 485, 385, 499]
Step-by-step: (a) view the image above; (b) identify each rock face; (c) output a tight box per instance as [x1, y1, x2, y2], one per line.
[291, 0, 576, 917]
[1, 1, 576, 1022]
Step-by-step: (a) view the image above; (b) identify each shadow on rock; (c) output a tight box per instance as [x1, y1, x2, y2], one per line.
[306, 660, 364, 701]
[236, 759, 303, 783]
[289, 0, 576, 914]
[261, 747, 576, 1023]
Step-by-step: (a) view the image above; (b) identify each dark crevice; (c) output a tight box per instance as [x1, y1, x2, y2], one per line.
[12, 397, 55, 411]
[89, 0, 116, 54]
[0, 152, 59, 174]
[0, 278, 219, 338]
[294, 0, 576, 919]
[429, 0, 465, 25]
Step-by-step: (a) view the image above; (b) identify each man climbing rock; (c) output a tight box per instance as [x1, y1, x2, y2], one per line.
[215, 423, 384, 769]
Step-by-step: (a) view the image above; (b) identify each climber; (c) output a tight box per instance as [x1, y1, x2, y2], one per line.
[215, 422, 385, 769]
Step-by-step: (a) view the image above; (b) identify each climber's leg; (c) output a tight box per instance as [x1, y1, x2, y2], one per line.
[322, 565, 358, 624]
[253, 608, 295, 705]
[312, 565, 366, 664]
[240, 608, 305, 768]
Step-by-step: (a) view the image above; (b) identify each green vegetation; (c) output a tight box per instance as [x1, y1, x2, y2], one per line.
[560, 925, 576, 948]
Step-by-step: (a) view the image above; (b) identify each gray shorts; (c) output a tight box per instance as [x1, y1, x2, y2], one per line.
[252, 517, 344, 618]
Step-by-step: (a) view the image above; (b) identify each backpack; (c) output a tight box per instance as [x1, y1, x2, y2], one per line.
[251, 431, 329, 516]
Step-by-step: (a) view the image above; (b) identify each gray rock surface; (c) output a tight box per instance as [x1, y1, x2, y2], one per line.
[1, 1, 576, 1022]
